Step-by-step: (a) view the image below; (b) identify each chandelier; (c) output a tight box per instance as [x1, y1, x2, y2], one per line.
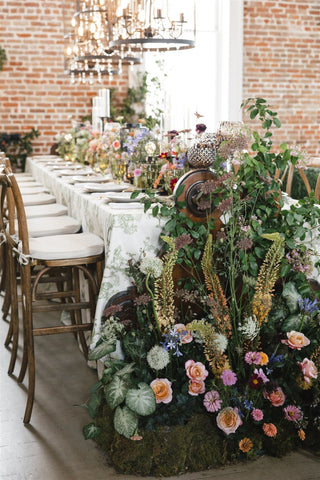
[63, 0, 142, 84]
[63, 0, 196, 82]
[110, 0, 196, 53]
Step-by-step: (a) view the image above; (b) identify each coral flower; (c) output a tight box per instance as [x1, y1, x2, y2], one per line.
[264, 386, 286, 407]
[150, 378, 173, 404]
[112, 140, 120, 150]
[188, 379, 206, 396]
[263, 423, 277, 437]
[239, 437, 253, 453]
[216, 407, 242, 435]
[298, 429, 306, 441]
[203, 390, 222, 412]
[185, 360, 208, 381]
[281, 331, 310, 350]
[298, 358, 318, 384]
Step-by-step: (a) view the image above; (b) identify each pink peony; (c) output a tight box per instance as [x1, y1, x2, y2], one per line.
[281, 331, 310, 350]
[188, 379, 206, 396]
[244, 351, 262, 365]
[185, 360, 208, 381]
[263, 386, 286, 407]
[216, 407, 242, 435]
[174, 323, 193, 344]
[203, 390, 222, 412]
[298, 358, 318, 384]
[220, 369, 237, 386]
[284, 405, 303, 422]
[252, 409, 264, 421]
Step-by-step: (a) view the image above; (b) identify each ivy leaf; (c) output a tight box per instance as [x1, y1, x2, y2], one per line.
[273, 117, 281, 128]
[152, 205, 159, 217]
[83, 422, 102, 440]
[113, 405, 138, 438]
[250, 108, 259, 119]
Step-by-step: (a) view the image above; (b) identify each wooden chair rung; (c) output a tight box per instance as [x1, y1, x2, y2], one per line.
[33, 323, 93, 336]
[32, 301, 91, 313]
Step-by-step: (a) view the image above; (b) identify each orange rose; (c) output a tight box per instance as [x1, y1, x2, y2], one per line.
[259, 352, 269, 365]
[150, 378, 172, 404]
[216, 407, 242, 435]
[281, 331, 310, 350]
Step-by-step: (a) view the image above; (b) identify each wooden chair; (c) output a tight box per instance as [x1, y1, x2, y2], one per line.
[284, 163, 320, 201]
[0, 167, 105, 423]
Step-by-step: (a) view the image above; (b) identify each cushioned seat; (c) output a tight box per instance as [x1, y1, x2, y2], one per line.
[15, 216, 81, 237]
[22, 193, 56, 206]
[20, 186, 49, 195]
[29, 232, 104, 260]
[14, 175, 35, 182]
[24, 203, 68, 218]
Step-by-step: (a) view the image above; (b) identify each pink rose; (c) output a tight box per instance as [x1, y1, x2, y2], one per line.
[281, 331, 310, 350]
[216, 407, 242, 435]
[298, 358, 318, 384]
[263, 386, 286, 407]
[188, 379, 206, 396]
[113, 140, 120, 150]
[185, 360, 208, 381]
[174, 323, 193, 344]
[150, 378, 172, 404]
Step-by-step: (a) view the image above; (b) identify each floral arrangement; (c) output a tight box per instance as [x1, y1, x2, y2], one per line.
[55, 122, 91, 163]
[81, 99, 320, 475]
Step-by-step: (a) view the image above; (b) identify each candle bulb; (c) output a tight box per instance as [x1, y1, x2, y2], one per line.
[179, 13, 184, 23]
[157, 9, 162, 18]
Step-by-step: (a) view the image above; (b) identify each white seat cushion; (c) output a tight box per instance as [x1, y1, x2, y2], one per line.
[20, 186, 49, 195]
[17, 216, 81, 238]
[29, 233, 104, 260]
[16, 181, 42, 187]
[25, 204, 68, 218]
[22, 193, 56, 206]
[14, 175, 35, 182]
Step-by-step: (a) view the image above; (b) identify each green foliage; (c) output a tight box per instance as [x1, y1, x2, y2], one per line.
[0, 128, 40, 171]
[0, 47, 7, 71]
[113, 405, 138, 438]
[125, 383, 156, 416]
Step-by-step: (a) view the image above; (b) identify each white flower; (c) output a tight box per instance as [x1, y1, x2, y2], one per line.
[238, 315, 260, 341]
[147, 345, 170, 370]
[212, 333, 228, 353]
[145, 141, 156, 155]
[140, 255, 163, 278]
[64, 133, 73, 142]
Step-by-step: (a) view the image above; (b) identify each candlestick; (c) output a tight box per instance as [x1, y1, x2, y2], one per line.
[92, 96, 101, 131]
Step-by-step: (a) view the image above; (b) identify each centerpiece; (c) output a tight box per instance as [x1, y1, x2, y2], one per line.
[83, 99, 320, 476]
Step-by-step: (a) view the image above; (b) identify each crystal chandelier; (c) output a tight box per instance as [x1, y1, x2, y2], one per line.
[110, 0, 196, 53]
[63, 0, 142, 84]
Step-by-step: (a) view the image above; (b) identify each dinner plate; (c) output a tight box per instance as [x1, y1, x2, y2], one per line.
[56, 169, 93, 176]
[108, 202, 144, 210]
[103, 191, 146, 203]
[72, 174, 113, 183]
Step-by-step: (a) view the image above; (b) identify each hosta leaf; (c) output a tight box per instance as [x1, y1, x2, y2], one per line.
[88, 340, 116, 361]
[125, 383, 156, 416]
[115, 362, 136, 377]
[83, 422, 102, 440]
[105, 375, 129, 409]
[114, 405, 138, 438]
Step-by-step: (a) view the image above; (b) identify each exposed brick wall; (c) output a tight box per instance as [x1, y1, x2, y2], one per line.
[0, 0, 129, 155]
[243, 0, 320, 160]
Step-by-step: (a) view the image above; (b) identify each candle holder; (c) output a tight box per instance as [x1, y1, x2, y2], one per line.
[99, 117, 109, 132]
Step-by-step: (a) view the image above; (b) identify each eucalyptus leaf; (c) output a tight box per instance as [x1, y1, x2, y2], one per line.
[83, 422, 102, 440]
[125, 383, 156, 416]
[105, 375, 129, 409]
[113, 405, 138, 438]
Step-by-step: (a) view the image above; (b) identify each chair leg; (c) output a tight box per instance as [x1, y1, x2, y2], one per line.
[73, 266, 88, 358]
[7, 254, 20, 375]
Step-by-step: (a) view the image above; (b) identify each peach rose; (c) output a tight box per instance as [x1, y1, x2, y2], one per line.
[263, 386, 286, 407]
[174, 323, 193, 343]
[185, 359, 209, 381]
[298, 358, 318, 384]
[281, 331, 310, 350]
[188, 379, 206, 396]
[216, 407, 242, 435]
[150, 378, 173, 404]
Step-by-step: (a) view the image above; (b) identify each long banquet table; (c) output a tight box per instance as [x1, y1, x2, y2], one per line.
[25, 156, 163, 347]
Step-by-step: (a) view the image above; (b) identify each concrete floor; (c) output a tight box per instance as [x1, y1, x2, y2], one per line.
[1, 300, 320, 480]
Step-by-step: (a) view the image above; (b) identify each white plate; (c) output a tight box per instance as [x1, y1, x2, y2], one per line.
[103, 191, 146, 203]
[72, 174, 112, 183]
[56, 169, 93, 176]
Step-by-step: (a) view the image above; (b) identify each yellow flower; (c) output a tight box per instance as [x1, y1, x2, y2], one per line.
[259, 352, 269, 365]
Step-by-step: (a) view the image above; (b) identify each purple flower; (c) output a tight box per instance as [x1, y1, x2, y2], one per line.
[298, 298, 318, 315]
[203, 390, 222, 412]
[284, 405, 303, 422]
[221, 369, 237, 386]
[253, 368, 269, 384]
[195, 123, 207, 134]
[245, 351, 262, 365]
